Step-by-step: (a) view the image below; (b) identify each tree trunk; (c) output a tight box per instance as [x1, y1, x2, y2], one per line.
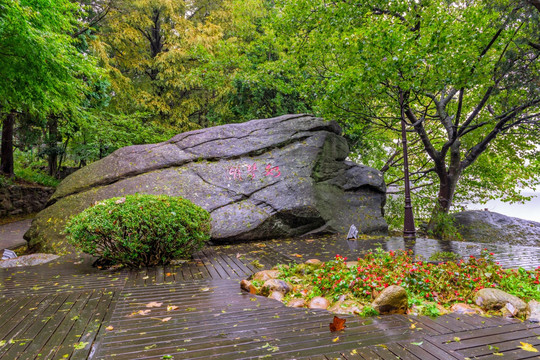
[427, 172, 460, 235]
[1, 111, 16, 177]
[47, 117, 59, 177]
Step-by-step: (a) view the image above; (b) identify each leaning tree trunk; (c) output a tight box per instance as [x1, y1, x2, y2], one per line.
[1, 111, 16, 177]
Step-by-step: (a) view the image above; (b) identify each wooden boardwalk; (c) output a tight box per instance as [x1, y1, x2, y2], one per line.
[1, 238, 540, 359]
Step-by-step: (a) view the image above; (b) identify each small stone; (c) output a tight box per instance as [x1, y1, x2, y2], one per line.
[0, 254, 60, 268]
[287, 299, 306, 308]
[308, 296, 330, 310]
[305, 259, 322, 265]
[328, 300, 363, 315]
[372, 285, 408, 315]
[252, 270, 280, 282]
[527, 300, 540, 322]
[261, 279, 292, 295]
[269, 291, 284, 301]
[450, 303, 482, 315]
[240, 279, 257, 294]
[474, 288, 528, 317]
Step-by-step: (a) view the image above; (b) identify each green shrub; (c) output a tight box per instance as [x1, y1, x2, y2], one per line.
[65, 194, 211, 267]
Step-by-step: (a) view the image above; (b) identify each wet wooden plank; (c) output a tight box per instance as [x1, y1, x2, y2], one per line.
[14, 292, 86, 360]
[71, 289, 117, 360]
[51, 290, 108, 360]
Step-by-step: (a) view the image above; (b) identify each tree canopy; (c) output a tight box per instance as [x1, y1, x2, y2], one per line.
[1, 0, 538, 234]
[267, 0, 540, 229]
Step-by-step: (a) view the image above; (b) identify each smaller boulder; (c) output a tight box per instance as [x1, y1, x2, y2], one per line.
[261, 279, 292, 295]
[372, 285, 408, 315]
[252, 270, 280, 282]
[308, 296, 330, 309]
[328, 300, 364, 315]
[240, 279, 257, 294]
[474, 288, 528, 317]
[269, 291, 284, 301]
[527, 300, 540, 323]
[450, 303, 483, 315]
[287, 298, 306, 308]
[305, 259, 322, 265]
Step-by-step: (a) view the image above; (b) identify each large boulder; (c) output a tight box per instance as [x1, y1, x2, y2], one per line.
[25, 114, 387, 253]
[452, 210, 540, 246]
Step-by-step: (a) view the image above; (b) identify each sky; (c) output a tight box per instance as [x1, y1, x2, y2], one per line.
[466, 191, 540, 222]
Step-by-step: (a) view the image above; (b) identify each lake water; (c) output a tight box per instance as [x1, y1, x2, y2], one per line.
[466, 191, 540, 222]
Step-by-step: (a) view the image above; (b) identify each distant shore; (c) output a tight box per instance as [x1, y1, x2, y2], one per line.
[466, 191, 540, 222]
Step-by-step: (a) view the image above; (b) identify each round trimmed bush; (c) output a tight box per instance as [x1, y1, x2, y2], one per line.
[64, 194, 211, 267]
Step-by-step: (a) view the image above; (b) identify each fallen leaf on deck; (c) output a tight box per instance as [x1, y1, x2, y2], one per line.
[142, 276, 149, 280]
[199, 287, 210, 292]
[137, 310, 151, 315]
[332, 336, 339, 342]
[105, 326, 114, 331]
[411, 341, 423, 346]
[518, 342, 539, 352]
[144, 344, 157, 350]
[167, 305, 179, 311]
[146, 301, 163, 308]
[329, 316, 347, 332]
[161, 317, 172, 322]
[291, 253, 303, 258]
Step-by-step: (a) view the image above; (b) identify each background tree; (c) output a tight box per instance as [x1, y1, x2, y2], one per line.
[0, 0, 102, 177]
[270, 0, 540, 232]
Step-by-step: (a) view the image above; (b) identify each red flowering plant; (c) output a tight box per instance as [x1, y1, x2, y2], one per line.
[276, 248, 540, 314]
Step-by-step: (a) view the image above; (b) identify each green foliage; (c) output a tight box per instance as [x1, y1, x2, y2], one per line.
[269, 0, 540, 224]
[429, 251, 461, 262]
[15, 168, 60, 188]
[65, 194, 211, 268]
[359, 305, 379, 317]
[426, 212, 463, 241]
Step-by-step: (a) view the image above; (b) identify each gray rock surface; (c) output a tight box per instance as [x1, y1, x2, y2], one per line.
[527, 300, 540, 322]
[474, 288, 528, 317]
[452, 211, 540, 246]
[25, 114, 387, 253]
[0, 253, 60, 268]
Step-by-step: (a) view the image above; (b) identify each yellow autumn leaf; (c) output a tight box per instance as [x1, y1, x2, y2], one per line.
[167, 305, 179, 311]
[332, 337, 339, 342]
[410, 323, 416, 329]
[518, 342, 539, 352]
[105, 326, 114, 331]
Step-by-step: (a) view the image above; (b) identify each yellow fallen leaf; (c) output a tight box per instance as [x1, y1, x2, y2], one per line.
[167, 305, 179, 311]
[350, 349, 358, 355]
[146, 301, 162, 308]
[105, 326, 114, 331]
[410, 323, 416, 329]
[143, 276, 149, 280]
[291, 253, 303, 258]
[332, 337, 339, 342]
[518, 342, 539, 352]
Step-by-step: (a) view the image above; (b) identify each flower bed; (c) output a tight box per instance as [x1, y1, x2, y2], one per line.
[244, 248, 540, 318]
